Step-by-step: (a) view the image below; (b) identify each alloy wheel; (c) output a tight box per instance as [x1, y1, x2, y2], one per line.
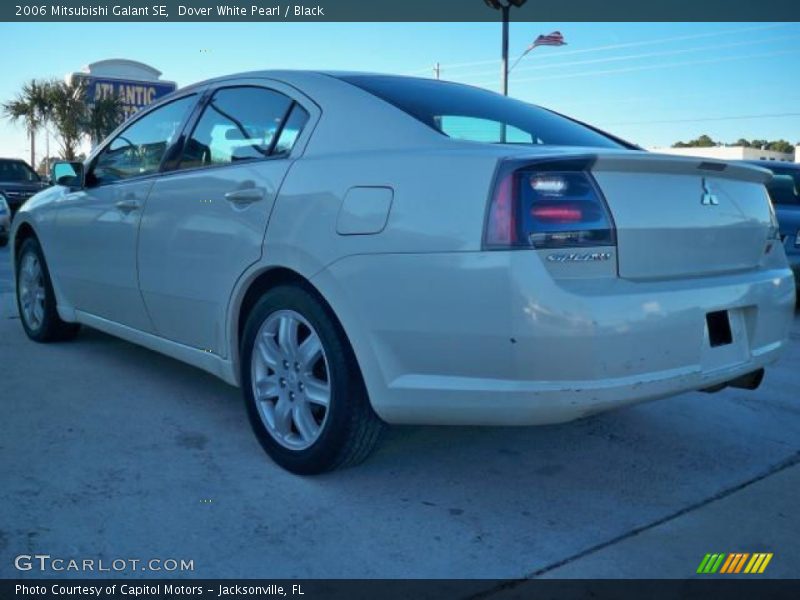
[250, 309, 331, 450]
[18, 251, 46, 331]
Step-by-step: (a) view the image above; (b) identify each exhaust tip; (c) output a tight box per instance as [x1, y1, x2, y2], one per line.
[700, 382, 727, 394]
[727, 369, 765, 391]
[700, 368, 765, 394]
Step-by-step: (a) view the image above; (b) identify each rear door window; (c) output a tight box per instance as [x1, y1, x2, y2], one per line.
[179, 86, 301, 170]
[273, 104, 310, 157]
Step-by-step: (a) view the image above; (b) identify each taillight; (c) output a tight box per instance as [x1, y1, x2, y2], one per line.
[484, 162, 616, 249]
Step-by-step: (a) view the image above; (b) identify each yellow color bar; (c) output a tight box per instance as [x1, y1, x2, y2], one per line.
[744, 554, 761, 574]
[758, 553, 773, 573]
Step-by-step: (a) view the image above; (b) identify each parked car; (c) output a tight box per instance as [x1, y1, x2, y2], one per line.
[0, 158, 49, 217]
[10, 72, 796, 473]
[745, 160, 800, 289]
[0, 193, 10, 247]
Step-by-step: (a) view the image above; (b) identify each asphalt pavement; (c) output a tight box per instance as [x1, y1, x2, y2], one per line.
[0, 244, 798, 586]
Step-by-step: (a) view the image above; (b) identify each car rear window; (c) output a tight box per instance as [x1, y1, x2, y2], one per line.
[337, 75, 627, 149]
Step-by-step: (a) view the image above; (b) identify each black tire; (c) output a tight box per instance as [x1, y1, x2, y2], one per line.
[241, 284, 384, 474]
[15, 237, 80, 342]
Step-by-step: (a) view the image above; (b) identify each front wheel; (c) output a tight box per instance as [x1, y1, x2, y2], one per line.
[241, 285, 384, 474]
[16, 237, 80, 342]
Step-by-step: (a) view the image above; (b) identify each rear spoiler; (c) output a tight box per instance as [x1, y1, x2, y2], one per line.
[591, 152, 773, 184]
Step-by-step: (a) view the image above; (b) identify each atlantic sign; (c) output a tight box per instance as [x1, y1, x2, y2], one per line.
[78, 75, 177, 119]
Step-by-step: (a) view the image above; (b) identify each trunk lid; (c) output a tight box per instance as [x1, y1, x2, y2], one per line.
[590, 153, 774, 280]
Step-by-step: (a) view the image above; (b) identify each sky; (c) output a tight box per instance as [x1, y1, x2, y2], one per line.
[1, 21, 799, 162]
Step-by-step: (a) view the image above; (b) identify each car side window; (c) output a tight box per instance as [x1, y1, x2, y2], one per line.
[437, 115, 536, 144]
[88, 95, 196, 187]
[179, 87, 301, 170]
[273, 104, 310, 157]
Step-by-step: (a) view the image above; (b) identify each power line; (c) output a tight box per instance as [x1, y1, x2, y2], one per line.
[475, 48, 800, 86]
[605, 112, 800, 126]
[554, 88, 800, 111]
[405, 22, 791, 75]
[443, 33, 800, 81]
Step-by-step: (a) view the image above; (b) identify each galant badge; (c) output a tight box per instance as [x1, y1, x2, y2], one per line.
[701, 178, 719, 206]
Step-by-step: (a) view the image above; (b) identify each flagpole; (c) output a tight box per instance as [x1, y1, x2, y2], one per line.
[501, 4, 510, 96]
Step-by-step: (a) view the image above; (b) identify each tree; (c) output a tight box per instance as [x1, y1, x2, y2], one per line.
[766, 140, 794, 154]
[2, 79, 49, 167]
[85, 95, 125, 143]
[39, 78, 126, 160]
[36, 155, 59, 176]
[673, 137, 798, 153]
[5, 76, 128, 163]
[672, 134, 717, 148]
[43, 78, 89, 161]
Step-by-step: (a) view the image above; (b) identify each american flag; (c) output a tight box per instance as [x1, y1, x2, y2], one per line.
[529, 31, 566, 50]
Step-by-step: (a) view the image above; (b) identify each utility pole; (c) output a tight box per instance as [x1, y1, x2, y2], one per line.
[45, 127, 50, 176]
[29, 125, 35, 169]
[433, 62, 441, 80]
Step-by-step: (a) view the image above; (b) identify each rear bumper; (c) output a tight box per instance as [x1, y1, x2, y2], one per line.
[320, 251, 795, 426]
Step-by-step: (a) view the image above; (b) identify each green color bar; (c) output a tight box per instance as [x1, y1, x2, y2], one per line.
[697, 554, 712, 574]
[710, 554, 726, 573]
[704, 554, 719, 573]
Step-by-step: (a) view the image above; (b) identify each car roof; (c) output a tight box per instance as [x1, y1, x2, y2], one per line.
[180, 69, 380, 90]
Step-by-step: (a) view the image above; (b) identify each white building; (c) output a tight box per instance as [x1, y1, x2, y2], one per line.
[651, 145, 796, 163]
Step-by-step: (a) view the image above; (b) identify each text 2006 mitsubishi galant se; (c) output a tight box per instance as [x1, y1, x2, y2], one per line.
[11, 72, 796, 473]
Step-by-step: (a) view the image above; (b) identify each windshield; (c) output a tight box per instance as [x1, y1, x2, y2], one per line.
[338, 75, 628, 149]
[0, 159, 40, 183]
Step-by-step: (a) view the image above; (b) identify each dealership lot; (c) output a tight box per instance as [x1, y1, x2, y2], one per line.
[0, 243, 798, 583]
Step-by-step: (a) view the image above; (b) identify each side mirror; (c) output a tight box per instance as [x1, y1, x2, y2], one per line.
[51, 161, 85, 189]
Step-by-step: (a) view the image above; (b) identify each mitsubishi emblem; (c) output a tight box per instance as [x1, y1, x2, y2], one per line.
[701, 178, 719, 206]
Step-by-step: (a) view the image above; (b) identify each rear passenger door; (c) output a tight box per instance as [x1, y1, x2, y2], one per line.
[137, 81, 314, 355]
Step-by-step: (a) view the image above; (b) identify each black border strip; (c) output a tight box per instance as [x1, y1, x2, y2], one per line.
[4, 1, 800, 22]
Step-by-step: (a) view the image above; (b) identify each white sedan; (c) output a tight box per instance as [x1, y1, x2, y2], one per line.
[11, 72, 796, 473]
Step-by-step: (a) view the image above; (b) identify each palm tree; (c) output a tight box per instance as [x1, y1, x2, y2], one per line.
[85, 95, 125, 143]
[2, 79, 49, 167]
[6, 77, 127, 164]
[44, 78, 89, 161]
[42, 78, 127, 160]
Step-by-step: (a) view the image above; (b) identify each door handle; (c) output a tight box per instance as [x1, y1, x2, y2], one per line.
[224, 188, 264, 206]
[115, 199, 141, 213]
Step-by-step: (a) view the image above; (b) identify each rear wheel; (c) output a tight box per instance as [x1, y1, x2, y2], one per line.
[241, 285, 384, 474]
[16, 237, 80, 342]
